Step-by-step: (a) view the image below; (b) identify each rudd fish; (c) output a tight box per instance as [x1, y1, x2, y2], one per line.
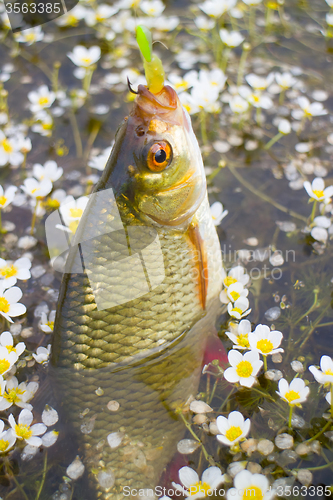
[50, 27, 223, 500]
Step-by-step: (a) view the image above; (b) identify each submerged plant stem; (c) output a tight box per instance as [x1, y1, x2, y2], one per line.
[288, 405, 293, 430]
[310, 199, 317, 223]
[178, 412, 214, 465]
[69, 111, 83, 158]
[305, 418, 332, 443]
[263, 356, 267, 372]
[30, 200, 39, 235]
[36, 450, 48, 500]
[264, 132, 283, 150]
[227, 164, 307, 222]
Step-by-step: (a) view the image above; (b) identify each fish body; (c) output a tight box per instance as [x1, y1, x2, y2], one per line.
[51, 85, 223, 499]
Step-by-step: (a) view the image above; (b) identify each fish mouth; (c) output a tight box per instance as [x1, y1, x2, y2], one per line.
[133, 85, 187, 128]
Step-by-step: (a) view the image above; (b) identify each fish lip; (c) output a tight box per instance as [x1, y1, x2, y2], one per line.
[133, 85, 184, 127]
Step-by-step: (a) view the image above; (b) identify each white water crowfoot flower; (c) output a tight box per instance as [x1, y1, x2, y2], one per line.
[223, 265, 250, 288]
[227, 283, 248, 303]
[0, 331, 25, 357]
[227, 470, 275, 500]
[59, 195, 89, 234]
[245, 73, 274, 92]
[210, 202, 228, 226]
[309, 355, 333, 385]
[249, 324, 284, 357]
[0, 376, 39, 411]
[199, 0, 237, 18]
[228, 297, 251, 319]
[33, 345, 51, 364]
[33, 160, 63, 182]
[9, 409, 46, 447]
[140, 0, 165, 16]
[0, 285, 26, 323]
[292, 96, 327, 120]
[229, 95, 249, 114]
[67, 46, 101, 68]
[219, 29, 244, 47]
[275, 72, 297, 91]
[216, 411, 250, 447]
[0, 185, 17, 209]
[88, 146, 113, 171]
[277, 377, 309, 406]
[0, 257, 31, 288]
[0, 426, 16, 453]
[39, 310, 56, 333]
[172, 466, 225, 498]
[304, 177, 333, 203]
[15, 26, 44, 45]
[225, 319, 252, 349]
[21, 177, 53, 201]
[28, 85, 56, 114]
[0, 131, 24, 167]
[224, 350, 263, 387]
[0, 347, 18, 375]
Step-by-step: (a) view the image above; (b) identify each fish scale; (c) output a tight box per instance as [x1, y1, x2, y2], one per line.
[51, 84, 223, 499]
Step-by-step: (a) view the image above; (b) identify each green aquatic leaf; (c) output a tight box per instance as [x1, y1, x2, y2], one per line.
[136, 25, 152, 62]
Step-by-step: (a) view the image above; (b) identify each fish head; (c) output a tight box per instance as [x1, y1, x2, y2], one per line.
[101, 85, 206, 226]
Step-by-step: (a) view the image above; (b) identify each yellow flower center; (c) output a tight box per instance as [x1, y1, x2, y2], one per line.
[31, 188, 38, 194]
[0, 196, 7, 207]
[189, 481, 211, 497]
[242, 485, 263, 500]
[1, 138, 13, 153]
[38, 97, 49, 106]
[6, 345, 15, 353]
[69, 207, 83, 218]
[25, 33, 36, 42]
[46, 321, 54, 330]
[253, 95, 260, 103]
[312, 190, 324, 199]
[45, 199, 60, 210]
[224, 277, 238, 287]
[0, 439, 9, 453]
[15, 424, 32, 440]
[81, 57, 92, 65]
[0, 265, 17, 278]
[237, 334, 249, 348]
[230, 291, 240, 301]
[236, 360, 253, 378]
[225, 425, 243, 442]
[5, 388, 24, 403]
[232, 307, 243, 316]
[175, 81, 187, 90]
[95, 14, 106, 22]
[69, 220, 80, 234]
[183, 104, 191, 113]
[325, 369, 333, 376]
[42, 122, 53, 131]
[0, 359, 10, 374]
[67, 14, 78, 26]
[256, 339, 274, 354]
[284, 390, 300, 404]
[0, 297, 10, 314]
[267, 1, 278, 8]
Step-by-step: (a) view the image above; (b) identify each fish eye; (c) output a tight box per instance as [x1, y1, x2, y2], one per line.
[146, 141, 172, 172]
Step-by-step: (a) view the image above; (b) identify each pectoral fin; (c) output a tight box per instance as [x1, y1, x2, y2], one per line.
[188, 220, 208, 310]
